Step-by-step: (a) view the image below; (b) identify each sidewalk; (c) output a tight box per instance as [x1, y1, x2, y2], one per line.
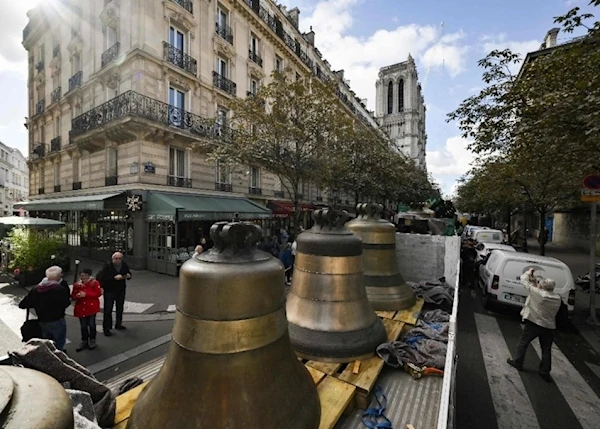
[526, 239, 600, 353]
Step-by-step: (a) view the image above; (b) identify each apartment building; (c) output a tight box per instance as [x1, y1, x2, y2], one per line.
[0, 143, 29, 216]
[19, 0, 379, 274]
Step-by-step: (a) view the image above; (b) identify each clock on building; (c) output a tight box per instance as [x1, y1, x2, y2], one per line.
[126, 195, 142, 212]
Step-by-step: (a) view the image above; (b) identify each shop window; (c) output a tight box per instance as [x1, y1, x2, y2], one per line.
[148, 221, 185, 262]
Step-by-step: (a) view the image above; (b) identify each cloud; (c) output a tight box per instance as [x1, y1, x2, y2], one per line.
[0, 2, 39, 76]
[479, 34, 541, 73]
[295, 0, 469, 111]
[426, 135, 475, 195]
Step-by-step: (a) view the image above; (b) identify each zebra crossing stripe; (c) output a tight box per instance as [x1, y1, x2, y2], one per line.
[474, 313, 541, 429]
[532, 342, 600, 429]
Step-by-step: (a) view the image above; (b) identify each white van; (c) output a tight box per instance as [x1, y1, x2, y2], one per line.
[461, 225, 487, 240]
[472, 228, 503, 244]
[479, 250, 575, 314]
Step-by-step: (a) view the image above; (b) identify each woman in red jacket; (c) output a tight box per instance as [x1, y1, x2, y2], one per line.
[71, 268, 102, 351]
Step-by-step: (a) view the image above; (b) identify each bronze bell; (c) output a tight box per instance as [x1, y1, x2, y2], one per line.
[0, 366, 74, 428]
[127, 222, 320, 429]
[287, 208, 387, 363]
[346, 203, 417, 311]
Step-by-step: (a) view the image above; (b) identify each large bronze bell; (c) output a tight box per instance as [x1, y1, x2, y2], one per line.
[0, 366, 74, 428]
[127, 222, 320, 429]
[346, 203, 416, 311]
[287, 208, 387, 363]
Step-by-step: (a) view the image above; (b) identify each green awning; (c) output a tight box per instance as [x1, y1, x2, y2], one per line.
[147, 192, 272, 221]
[14, 193, 122, 211]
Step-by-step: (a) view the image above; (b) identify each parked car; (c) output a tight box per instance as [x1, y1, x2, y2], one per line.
[461, 225, 487, 241]
[471, 228, 503, 244]
[479, 250, 576, 314]
[474, 242, 516, 263]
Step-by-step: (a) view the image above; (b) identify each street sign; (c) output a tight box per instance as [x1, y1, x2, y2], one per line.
[581, 189, 600, 202]
[583, 174, 600, 190]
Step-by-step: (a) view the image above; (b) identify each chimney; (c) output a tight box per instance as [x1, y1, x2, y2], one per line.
[304, 26, 315, 46]
[288, 7, 300, 28]
[544, 28, 560, 48]
[334, 70, 344, 80]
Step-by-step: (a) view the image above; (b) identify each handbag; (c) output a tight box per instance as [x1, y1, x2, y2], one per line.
[20, 308, 43, 342]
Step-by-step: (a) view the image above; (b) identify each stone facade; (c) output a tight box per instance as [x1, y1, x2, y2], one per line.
[375, 55, 427, 169]
[0, 143, 29, 215]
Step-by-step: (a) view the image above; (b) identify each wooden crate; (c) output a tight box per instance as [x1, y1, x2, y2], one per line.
[112, 317, 404, 429]
[376, 297, 424, 325]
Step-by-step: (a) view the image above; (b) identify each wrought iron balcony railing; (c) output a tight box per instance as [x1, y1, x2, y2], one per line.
[32, 143, 46, 159]
[248, 49, 263, 67]
[274, 191, 284, 198]
[54, 185, 61, 193]
[105, 170, 118, 186]
[50, 136, 61, 152]
[35, 60, 44, 73]
[213, 71, 237, 96]
[53, 45, 60, 58]
[38, 188, 45, 195]
[215, 22, 233, 45]
[248, 187, 262, 195]
[72, 181, 82, 190]
[170, 0, 193, 14]
[215, 182, 233, 192]
[101, 42, 120, 68]
[51, 87, 61, 104]
[168, 176, 192, 188]
[70, 90, 224, 140]
[163, 42, 197, 76]
[35, 100, 45, 115]
[68, 71, 82, 91]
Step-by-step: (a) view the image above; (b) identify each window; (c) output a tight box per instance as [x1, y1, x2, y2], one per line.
[53, 74, 60, 91]
[249, 77, 258, 95]
[216, 160, 230, 184]
[169, 147, 186, 179]
[250, 33, 259, 54]
[275, 55, 283, 73]
[105, 25, 117, 49]
[387, 81, 393, 114]
[169, 86, 186, 127]
[216, 56, 228, 78]
[250, 166, 260, 188]
[72, 54, 81, 74]
[169, 25, 185, 52]
[398, 79, 404, 112]
[217, 5, 229, 28]
[216, 106, 228, 130]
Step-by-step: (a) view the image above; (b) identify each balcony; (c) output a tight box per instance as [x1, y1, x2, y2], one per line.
[105, 170, 118, 186]
[51, 87, 61, 104]
[215, 182, 232, 192]
[213, 71, 236, 96]
[72, 181, 82, 190]
[68, 71, 82, 92]
[315, 196, 323, 202]
[163, 42, 197, 76]
[248, 50, 263, 67]
[53, 45, 60, 58]
[31, 143, 46, 160]
[38, 188, 45, 195]
[101, 42, 120, 68]
[170, 0, 193, 14]
[35, 100, 45, 115]
[274, 191, 284, 198]
[50, 136, 61, 152]
[215, 22, 233, 45]
[70, 91, 223, 143]
[35, 61, 44, 74]
[248, 187, 262, 195]
[54, 185, 61, 193]
[168, 176, 192, 188]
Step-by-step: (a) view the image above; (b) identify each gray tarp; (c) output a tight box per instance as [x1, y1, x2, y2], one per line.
[408, 279, 455, 307]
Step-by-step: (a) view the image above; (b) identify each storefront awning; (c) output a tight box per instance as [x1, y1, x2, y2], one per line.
[147, 192, 272, 221]
[268, 201, 317, 217]
[13, 193, 122, 211]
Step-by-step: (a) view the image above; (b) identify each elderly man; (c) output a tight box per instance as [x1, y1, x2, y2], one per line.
[19, 265, 71, 351]
[507, 268, 562, 383]
[97, 252, 131, 336]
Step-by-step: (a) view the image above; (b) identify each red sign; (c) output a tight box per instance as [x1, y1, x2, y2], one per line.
[583, 174, 600, 190]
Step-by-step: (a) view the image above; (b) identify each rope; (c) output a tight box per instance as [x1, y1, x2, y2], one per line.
[361, 385, 393, 428]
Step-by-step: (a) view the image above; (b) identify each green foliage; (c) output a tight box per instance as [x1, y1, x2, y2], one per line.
[7, 227, 67, 272]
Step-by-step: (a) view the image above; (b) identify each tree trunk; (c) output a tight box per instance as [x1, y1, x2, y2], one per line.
[539, 209, 546, 256]
[506, 206, 512, 244]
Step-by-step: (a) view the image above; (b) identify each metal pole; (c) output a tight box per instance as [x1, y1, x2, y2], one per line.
[588, 202, 599, 325]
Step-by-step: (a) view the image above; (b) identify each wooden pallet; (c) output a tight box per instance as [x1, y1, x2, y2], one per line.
[112, 317, 404, 429]
[376, 297, 424, 325]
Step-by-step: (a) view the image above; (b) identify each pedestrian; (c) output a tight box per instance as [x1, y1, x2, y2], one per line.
[460, 239, 477, 289]
[97, 252, 131, 336]
[71, 268, 102, 352]
[18, 265, 71, 352]
[507, 268, 562, 383]
[195, 237, 207, 255]
[280, 242, 294, 285]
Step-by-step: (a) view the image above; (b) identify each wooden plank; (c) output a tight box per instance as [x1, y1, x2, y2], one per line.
[393, 298, 424, 325]
[306, 360, 343, 375]
[375, 310, 397, 319]
[382, 318, 405, 342]
[114, 381, 149, 426]
[352, 360, 361, 374]
[317, 377, 356, 429]
[113, 421, 128, 429]
[304, 365, 327, 385]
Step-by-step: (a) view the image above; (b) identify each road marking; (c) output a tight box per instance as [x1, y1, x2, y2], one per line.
[86, 333, 172, 375]
[474, 313, 541, 429]
[532, 342, 600, 429]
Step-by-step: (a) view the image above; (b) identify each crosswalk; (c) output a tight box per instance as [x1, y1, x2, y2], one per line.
[472, 312, 600, 429]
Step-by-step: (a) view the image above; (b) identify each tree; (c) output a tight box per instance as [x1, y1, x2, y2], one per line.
[200, 71, 353, 232]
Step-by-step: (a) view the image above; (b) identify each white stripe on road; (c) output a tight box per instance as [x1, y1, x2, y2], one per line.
[532, 342, 600, 429]
[474, 313, 541, 429]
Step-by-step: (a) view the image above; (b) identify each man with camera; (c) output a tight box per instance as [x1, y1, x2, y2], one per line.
[97, 252, 132, 337]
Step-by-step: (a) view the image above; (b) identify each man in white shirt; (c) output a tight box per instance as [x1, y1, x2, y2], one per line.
[507, 268, 562, 383]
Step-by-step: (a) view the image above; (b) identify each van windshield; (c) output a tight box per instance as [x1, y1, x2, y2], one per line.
[503, 262, 569, 288]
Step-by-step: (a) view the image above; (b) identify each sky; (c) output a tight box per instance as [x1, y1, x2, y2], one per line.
[0, 0, 594, 196]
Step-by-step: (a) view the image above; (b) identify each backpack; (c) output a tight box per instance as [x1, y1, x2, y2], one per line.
[555, 302, 569, 330]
